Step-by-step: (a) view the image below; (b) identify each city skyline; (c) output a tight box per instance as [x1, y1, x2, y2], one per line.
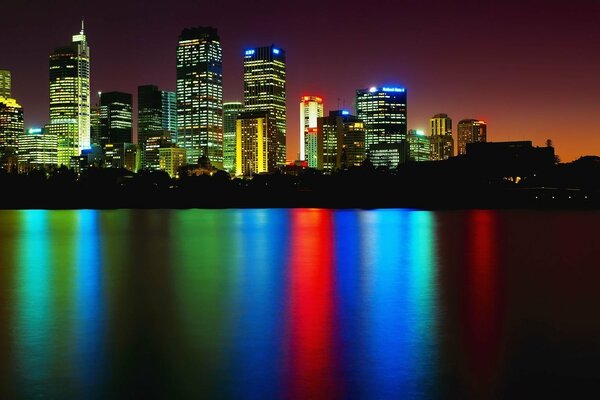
[2, 0, 599, 162]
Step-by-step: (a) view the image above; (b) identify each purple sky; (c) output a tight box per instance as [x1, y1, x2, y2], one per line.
[2, 0, 599, 161]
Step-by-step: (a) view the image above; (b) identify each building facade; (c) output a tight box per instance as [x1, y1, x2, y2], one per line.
[48, 21, 90, 164]
[430, 113, 454, 160]
[457, 119, 487, 155]
[356, 86, 408, 168]
[0, 96, 24, 169]
[159, 147, 186, 178]
[407, 129, 430, 162]
[17, 128, 58, 173]
[100, 92, 132, 145]
[300, 96, 323, 162]
[104, 142, 136, 170]
[243, 45, 286, 165]
[176, 27, 223, 167]
[316, 110, 365, 171]
[0, 70, 11, 98]
[223, 101, 243, 173]
[235, 111, 277, 176]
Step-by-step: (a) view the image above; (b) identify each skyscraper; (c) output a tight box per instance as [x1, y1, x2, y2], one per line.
[407, 129, 430, 162]
[356, 86, 408, 168]
[176, 27, 223, 167]
[243, 45, 286, 165]
[100, 92, 132, 145]
[235, 111, 277, 176]
[430, 113, 454, 160]
[0, 96, 23, 169]
[457, 119, 487, 155]
[300, 96, 323, 162]
[138, 85, 163, 136]
[317, 110, 365, 171]
[0, 70, 11, 98]
[48, 20, 90, 165]
[161, 91, 177, 137]
[223, 101, 243, 173]
[17, 128, 58, 173]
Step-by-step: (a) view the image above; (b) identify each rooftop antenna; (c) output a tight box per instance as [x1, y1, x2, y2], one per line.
[81, 17, 85, 34]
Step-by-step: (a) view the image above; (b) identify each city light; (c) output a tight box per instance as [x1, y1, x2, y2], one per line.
[341, 110, 350, 115]
[272, 48, 280, 54]
[382, 87, 406, 93]
[244, 49, 255, 56]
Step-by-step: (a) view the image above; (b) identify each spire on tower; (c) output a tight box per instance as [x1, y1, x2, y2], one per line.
[81, 17, 85, 34]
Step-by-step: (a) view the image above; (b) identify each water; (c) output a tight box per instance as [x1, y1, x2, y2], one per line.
[0, 209, 599, 399]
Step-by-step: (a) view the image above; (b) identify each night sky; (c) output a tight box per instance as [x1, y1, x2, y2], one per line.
[2, 0, 599, 162]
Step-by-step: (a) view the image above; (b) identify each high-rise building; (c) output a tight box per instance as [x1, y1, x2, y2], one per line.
[0, 96, 24, 169]
[316, 110, 365, 171]
[159, 147, 186, 178]
[430, 113, 454, 160]
[176, 27, 223, 167]
[407, 129, 430, 162]
[235, 111, 277, 176]
[90, 102, 102, 147]
[100, 92, 132, 145]
[48, 20, 90, 165]
[138, 130, 173, 171]
[300, 96, 323, 162]
[305, 127, 319, 168]
[0, 70, 11, 98]
[17, 127, 58, 173]
[138, 85, 177, 139]
[356, 86, 408, 168]
[223, 101, 243, 173]
[103, 142, 136, 170]
[457, 119, 487, 155]
[243, 45, 286, 165]
[161, 91, 177, 137]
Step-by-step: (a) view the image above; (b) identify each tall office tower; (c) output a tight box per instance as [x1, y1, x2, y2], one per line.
[161, 91, 177, 137]
[243, 45, 286, 165]
[235, 111, 277, 176]
[138, 85, 163, 136]
[223, 101, 243, 173]
[0, 96, 24, 169]
[356, 86, 408, 168]
[457, 119, 487, 155]
[49, 20, 90, 166]
[316, 110, 365, 171]
[300, 96, 323, 161]
[305, 127, 319, 168]
[176, 27, 223, 167]
[0, 70, 11, 98]
[90, 103, 102, 147]
[429, 113, 454, 160]
[99, 92, 132, 145]
[17, 128, 58, 173]
[407, 129, 430, 161]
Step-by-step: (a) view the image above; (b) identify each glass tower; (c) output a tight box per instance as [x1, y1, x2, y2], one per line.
[356, 86, 407, 168]
[100, 91, 132, 145]
[49, 20, 90, 166]
[223, 101, 243, 173]
[243, 45, 286, 165]
[300, 96, 323, 162]
[0, 70, 11, 98]
[430, 113, 454, 160]
[176, 27, 223, 167]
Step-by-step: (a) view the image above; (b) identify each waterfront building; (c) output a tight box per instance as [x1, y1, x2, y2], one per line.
[243, 45, 286, 165]
[0, 96, 24, 169]
[407, 129, 430, 162]
[48, 20, 90, 165]
[138, 85, 177, 139]
[457, 119, 487, 155]
[104, 142, 136, 170]
[159, 147, 187, 178]
[430, 113, 454, 160]
[300, 96, 323, 163]
[138, 130, 173, 171]
[315, 110, 365, 171]
[100, 92, 132, 145]
[235, 111, 277, 176]
[356, 86, 408, 168]
[176, 27, 223, 166]
[223, 101, 243, 173]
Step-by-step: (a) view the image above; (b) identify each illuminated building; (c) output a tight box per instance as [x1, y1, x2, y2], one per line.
[305, 127, 318, 168]
[235, 111, 277, 176]
[457, 119, 487, 155]
[356, 86, 408, 168]
[100, 92, 132, 145]
[0, 70, 11, 98]
[0, 96, 24, 169]
[223, 101, 243, 173]
[17, 128, 58, 173]
[48, 20, 90, 165]
[90, 101, 102, 147]
[138, 130, 173, 170]
[162, 91, 177, 138]
[430, 113, 454, 160]
[407, 129, 430, 162]
[176, 27, 223, 167]
[138, 85, 177, 139]
[300, 96, 323, 163]
[243, 45, 286, 165]
[315, 110, 365, 171]
[103, 142, 136, 170]
[159, 147, 187, 178]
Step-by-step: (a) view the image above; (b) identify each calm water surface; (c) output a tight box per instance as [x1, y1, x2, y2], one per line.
[0, 209, 599, 399]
